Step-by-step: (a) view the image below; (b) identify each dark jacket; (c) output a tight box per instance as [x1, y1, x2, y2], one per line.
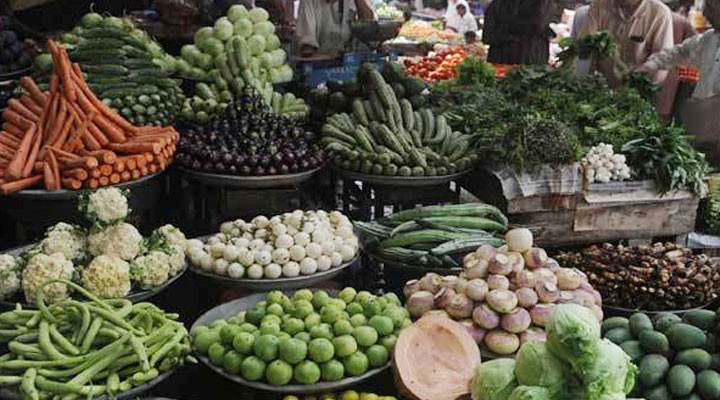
[482, 0, 555, 65]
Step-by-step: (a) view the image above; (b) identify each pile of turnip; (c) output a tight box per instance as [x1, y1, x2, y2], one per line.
[186, 210, 359, 280]
[403, 228, 603, 355]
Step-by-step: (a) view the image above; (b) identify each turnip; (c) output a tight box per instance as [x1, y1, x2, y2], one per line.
[505, 228, 533, 253]
[434, 287, 456, 309]
[424, 309, 450, 318]
[556, 268, 586, 290]
[545, 258, 560, 271]
[446, 293, 473, 319]
[459, 320, 486, 344]
[472, 304, 500, 330]
[454, 277, 469, 294]
[529, 304, 555, 327]
[223, 245, 240, 262]
[486, 290, 517, 314]
[213, 258, 229, 275]
[488, 253, 513, 276]
[300, 258, 318, 275]
[464, 259, 489, 279]
[558, 291, 575, 304]
[330, 252, 343, 267]
[513, 270, 536, 288]
[523, 248, 548, 269]
[439, 275, 459, 289]
[403, 280, 421, 298]
[519, 327, 547, 345]
[536, 282, 560, 303]
[419, 273, 442, 294]
[317, 255, 332, 271]
[572, 289, 596, 308]
[484, 330, 520, 355]
[407, 291, 435, 317]
[255, 250, 272, 266]
[507, 252, 525, 273]
[534, 268, 557, 286]
[475, 244, 497, 261]
[500, 308, 531, 333]
[466, 279, 489, 301]
[487, 275, 510, 291]
[272, 248, 290, 265]
[515, 288, 538, 308]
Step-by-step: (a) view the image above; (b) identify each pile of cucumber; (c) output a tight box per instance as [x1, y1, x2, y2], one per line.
[34, 13, 183, 126]
[322, 63, 476, 177]
[355, 203, 507, 268]
[603, 310, 720, 400]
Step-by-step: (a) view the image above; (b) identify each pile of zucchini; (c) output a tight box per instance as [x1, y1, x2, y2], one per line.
[34, 15, 183, 126]
[355, 203, 507, 268]
[322, 63, 477, 177]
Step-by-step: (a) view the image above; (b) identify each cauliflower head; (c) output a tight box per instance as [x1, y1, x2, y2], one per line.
[86, 187, 129, 224]
[132, 251, 170, 289]
[157, 225, 188, 250]
[0, 254, 20, 299]
[167, 245, 186, 276]
[22, 253, 75, 304]
[88, 223, 143, 261]
[82, 255, 131, 299]
[42, 223, 86, 261]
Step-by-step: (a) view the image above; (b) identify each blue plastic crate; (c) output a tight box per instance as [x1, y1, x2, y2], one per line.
[296, 51, 398, 87]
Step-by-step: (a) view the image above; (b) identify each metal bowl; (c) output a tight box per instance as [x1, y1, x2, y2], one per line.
[177, 167, 321, 189]
[351, 20, 402, 43]
[334, 168, 470, 187]
[0, 370, 176, 400]
[8, 171, 164, 200]
[0, 243, 188, 308]
[192, 293, 391, 394]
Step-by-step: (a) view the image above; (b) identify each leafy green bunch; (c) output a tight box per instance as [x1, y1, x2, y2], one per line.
[557, 31, 617, 65]
[456, 58, 497, 87]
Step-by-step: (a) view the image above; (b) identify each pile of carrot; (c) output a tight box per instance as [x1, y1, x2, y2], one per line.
[0, 40, 179, 195]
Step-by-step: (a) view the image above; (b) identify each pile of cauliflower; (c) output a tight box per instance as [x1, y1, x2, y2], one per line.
[0, 188, 189, 304]
[582, 143, 632, 184]
[187, 210, 358, 280]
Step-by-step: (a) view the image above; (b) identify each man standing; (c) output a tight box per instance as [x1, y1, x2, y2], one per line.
[296, 0, 375, 56]
[579, 0, 674, 86]
[657, 1, 697, 120]
[482, 0, 555, 65]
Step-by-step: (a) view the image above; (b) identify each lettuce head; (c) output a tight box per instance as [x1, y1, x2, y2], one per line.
[471, 359, 517, 400]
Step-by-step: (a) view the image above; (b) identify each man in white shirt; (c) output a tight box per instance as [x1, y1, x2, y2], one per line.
[296, 0, 376, 56]
[446, 0, 479, 35]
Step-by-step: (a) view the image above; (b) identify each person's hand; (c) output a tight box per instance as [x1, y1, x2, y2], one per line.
[633, 64, 655, 74]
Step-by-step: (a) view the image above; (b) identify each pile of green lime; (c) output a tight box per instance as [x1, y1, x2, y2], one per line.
[192, 288, 410, 386]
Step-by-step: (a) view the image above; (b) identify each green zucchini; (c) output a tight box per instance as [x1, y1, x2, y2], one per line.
[377, 124, 406, 156]
[379, 230, 470, 249]
[70, 48, 126, 62]
[388, 203, 509, 227]
[377, 247, 428, 262]
[383, 164, 399, 176]
[430, 236, 505, 256]
[422, 109, 435, 139]
[81, 64, 130, 76]
[353, 126, 374, 152]
[371, 164, 384, 175]
[362, 100, 376, 122]
[322, 125, 356, 145]
[352, 99, 369, 126]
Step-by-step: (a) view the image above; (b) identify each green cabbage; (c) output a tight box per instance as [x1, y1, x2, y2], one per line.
[277, 65, 294, 83]
[249, 7, 270, 23]
[247, 35, 266, 55]
[271, 49, 287, 67]
[471, 359, 517, 400]
[214, 17, 234, 41]
[197, 53, 214, 70]
[200, 38, 225, 56]
[508, 386, 552, 400]
[227, 4, 249, 22]
[176, 58, 192, 75]
[546, 304, 600, 370]
[581, 340, 636, 400]
[194, 27, 214, 44]
[254, 21, 275, 37]
[265, 34, 281, 51]
[234, 18, 254, 38]
[181, 44, 203, 65]
[259, 53, 274, 69]
[515, 341, 568, 393]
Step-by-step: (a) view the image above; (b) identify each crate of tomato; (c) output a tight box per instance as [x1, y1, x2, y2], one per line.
[403, 48, 466, 82]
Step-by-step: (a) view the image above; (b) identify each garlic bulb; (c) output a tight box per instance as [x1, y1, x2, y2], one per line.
[582, 143, 631, 183]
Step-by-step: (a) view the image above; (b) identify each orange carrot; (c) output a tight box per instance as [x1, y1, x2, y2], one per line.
[20, 77, 48, 105]
[51, 147, 81, 161]
[120, 171, 131, 181]
[49, 75, 59, 95]
[61, 156, 98, 170]
[99, 164, 112, 176]
[62, 178, 82, 190]
[86, 178, 99, 189]
[22, 127, 42, 178]
[62, 168, 88, 181]
[0, 174, 42, 194]
[51, 112, 75, 149]
[89, 168, 101, 178]
[19, 96, 43, 117]
[43, 94, 60, 139]
[5, 123, 36, 181]
[109, 173, 120, 184]
[99, 176, 109, 186]
[133, 155, 147, 168]
[2, 109, 31, 130]
[3, 123, 25, 138]
[0, 142, 15, 155]
[149, 164, 157, 174]
[94, 115, 126, 143]
[87, 123, 109, 147]
[47, 150, 61, 190]
[144, 153, 154, 163]
[55, 45, 75, 101]
[121, 156, 137, 170]
[79, 149, 116, 164]
[114, 159, 125, 173]
[140, 166, 149, 176]
[64, 111, 96, 152]
[0, 132, 19, 149]
[0, 146, 15, 160]
[107, 142, 161, 155]
[70, 64, 135, 133]
[131, 169, 140, 180]
[8, 99, 39, 123]
[80, 128, 101, 151]
[42, 162, 53, 190]
[46, 98, 68, 145]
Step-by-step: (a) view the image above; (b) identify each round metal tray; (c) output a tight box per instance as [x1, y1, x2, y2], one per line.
[177, 167, 321, 189]
[192, 293, 390, 394]
[190, 256, 359, 290]
[334, 168, 470, 187]
[8, 171, 164, 200]
[0, 369, 176, 400]
[369, 252, 462, 275]
[0, 243, 187, 308]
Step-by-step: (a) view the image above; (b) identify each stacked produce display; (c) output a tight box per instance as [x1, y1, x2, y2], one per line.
[402, 48, 466, 82]
[602, 310, 720, 399]
[556, 242, 720, 311]
[34, 13, 183, 126]
[391, 21, 460, 45]
[404, 228, 603, 356]
[321, 64, 476, 176]
[175, 91, 324, 176]
[0, 187, 187, 303]
[179, 5, 308, 120]
[0, 40, 179, 193]
[192, 288, 409, 385]
[187, 210, 358, 279]
[355, 203, 507, 268]
[0, 281, 193, 398]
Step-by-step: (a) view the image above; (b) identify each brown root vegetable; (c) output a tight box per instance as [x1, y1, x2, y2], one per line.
[394, 315, 481, 400]
[484, 330, 520, 355]
[447, 293, 473, 319]
[487, 275, 510, 291]
[407, 291, 435, 317]
[500, 308, 531, 333]
[434, 287, 457, 309]
[472, 304, 500, 330]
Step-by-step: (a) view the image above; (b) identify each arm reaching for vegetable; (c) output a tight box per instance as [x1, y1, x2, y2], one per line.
[355, 0, 375, 20]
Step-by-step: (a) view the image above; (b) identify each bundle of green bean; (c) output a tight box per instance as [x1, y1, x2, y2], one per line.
[0, 279, 193, 400]
[354, 203, 508, 268]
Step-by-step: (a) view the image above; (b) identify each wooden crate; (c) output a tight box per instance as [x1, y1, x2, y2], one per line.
[461, 167, 700, 247]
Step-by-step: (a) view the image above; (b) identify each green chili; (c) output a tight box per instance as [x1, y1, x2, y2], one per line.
[49, 324, 80, 356]
[80, 317, 103, 354]
[38, 321, 68, 360]
[21, 368, 39, 400]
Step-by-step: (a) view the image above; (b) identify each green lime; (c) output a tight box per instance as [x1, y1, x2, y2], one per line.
[380, 335, 397, 351]
[239, 322, 258, 333]
[333, 319, 354, 336]
[305, 313, 322, 329]
[253, 334, 280, 362]
[245, 307, 266, 325]
[383, 293, 401, 307]
[333, 335, 358, 358]
[330, 298, 347, 310]
[338, 287, 357, 304]
[267, 303, 284, 316]
[294, 289, 314, 302]
[355, 291, 374, 303]
[208, 343, 226, 366]
[194, 330, 221, 355]
[321, 305, 343, 324]
[369, 316, 394, 336]
[210, 319, 228, 329]
[222, 350, 243, 374]
[381, 305, 407, 328]
[294, 360, 321, 384]
[293, 300, 315, 319]
[308, 338, 335, 363]
[276, 332, 291, 342]
[192, 325, 210, 337]
[349, 314, 367, 328]
[266, 359, 293, 386]
[322, 360, 345, 381]
[267, 290, 285, 305]
[283, 318, 305, 335]
[361, 299, 382, 318]
[347, 302, 363, 316]
[366, 345, 389, 367]
[294, 332, 311, 343]
[312, 290, 331, 309]
[353, 326, 378, 347]
[220, 324, 242, 345]
[232, 332, 255, 355]
[310, 323, 333, 340]
[241, 356, 266, 381]
[343, 351, 369, 376]
[260, 321, 281, 336]
[278, 338, 308, 365]
[262, 314, 283, 325]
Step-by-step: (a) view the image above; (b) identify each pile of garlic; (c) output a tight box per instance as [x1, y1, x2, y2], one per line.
[582, 143, 631, 184]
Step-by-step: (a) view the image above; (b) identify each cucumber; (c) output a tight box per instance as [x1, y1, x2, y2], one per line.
[430, 236, 504, 256]
[379, 230, 470, 249]
[82, 64, 129, 75]
[387, 203, 508, 227]
[400, 99, 414, 131]
[352, 99, 369, 126]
